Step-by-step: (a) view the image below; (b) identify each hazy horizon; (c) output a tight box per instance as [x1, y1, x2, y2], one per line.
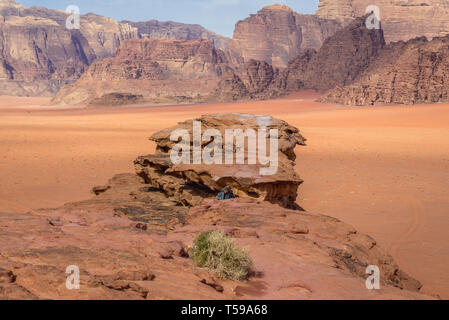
[16, 0, 320, 37]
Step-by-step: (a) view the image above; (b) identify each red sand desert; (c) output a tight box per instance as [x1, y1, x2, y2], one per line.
[0, 92, 448, 298]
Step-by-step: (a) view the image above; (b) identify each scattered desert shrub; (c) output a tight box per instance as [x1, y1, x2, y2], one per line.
[191, 230, 253, 281]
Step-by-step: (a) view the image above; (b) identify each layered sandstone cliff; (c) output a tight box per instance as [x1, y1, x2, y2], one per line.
[225, 4, 341, 69]
[217, 16, 382, 101]
[295, 13, 342, 51]
[51, 39, 234, 106]
[53, 16, 387, 106]
[0, 14, 95, 96]
[214, 59, 284, 101]
[0, 0, 230, 97]
[226, 4, 303, 69]
[321, 35, 449, 105]
[123, 20, 230, 51]
[1, 1, 138, 60]
[280, 16, 385, 93]
[316, 0, 449, 43]
[0, 0, 138, 96]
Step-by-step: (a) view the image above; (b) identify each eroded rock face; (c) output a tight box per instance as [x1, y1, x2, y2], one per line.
[51, 39, 233, 106]
[0, 1, 139, 96]
[0, 193, 431, 299]
[123, 20, 230, 51]
[0, 0, 229, 97]
[214, 59, 284, 101]
[216, 15, 386, 100]
[225, 4, 341, 70]
[321, 35, 449, 105]
[316, 0, 449, 43]
[282, 16, 385, 93]
[134, 114, 306, 210]
[51, 37, 292, 106]
[296, 14, 342, 51]
[187, 199, 425, 296]
[49, 15, 404, 106]
[226, 4, 303, 69]
[0, 12, 94, 96]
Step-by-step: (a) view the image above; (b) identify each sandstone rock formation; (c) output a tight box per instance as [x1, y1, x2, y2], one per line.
[316, 0, 449, 43]
[214, 59, 284, 101]
[226, 4, 303, 69]
[321, 35, 449, 105]
[135, 114, 306, 210]
[295, 13, 342, 51]
[51, 16, 387, 106]
[0, 113, 434, 299]
[51, 39, 234, 106]
[225, 4, 341, 70]
[0, 113, 433, 299]
[0, 21, 93, 96]
[279, 16, 385, 93]
[0, 0, 229, 97]
[0, 192, 432, 299]
[88, 93, 145, 107]
[219, 14, 385, 100]
[1, 192, 433, 300]
[0, 0, 137, 96]
[123, 20, 230, 51]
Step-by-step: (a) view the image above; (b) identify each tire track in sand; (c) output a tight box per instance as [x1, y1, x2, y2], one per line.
[389, 197, 425, 268]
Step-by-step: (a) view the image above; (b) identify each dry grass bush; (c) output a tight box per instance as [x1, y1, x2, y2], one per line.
[191, 230, 253, 281]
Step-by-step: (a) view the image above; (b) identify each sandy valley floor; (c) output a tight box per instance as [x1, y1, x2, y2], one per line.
[0, 93, 448, 298]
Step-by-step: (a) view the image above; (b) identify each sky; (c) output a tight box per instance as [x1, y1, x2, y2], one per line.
[16, 0, 320, 37]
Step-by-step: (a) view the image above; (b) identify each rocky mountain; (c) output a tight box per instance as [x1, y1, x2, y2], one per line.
[295, 13, 342, 51]
[0, 1, 139, 59]
[0, 0, 138, 96]
[122, 20, 230, 51]
[52, 16, 386, 106]
[216, 15, 386, 100]
[321, 35, 449, 105]
[316, 0, 449, 43]
[225, 4, 341, 69]
[282, 16, 386, 93]
[226, 4, 303, 69]
[214, 59, 284, 101]
[0, 0, 230, 97]
[0, 13, 94, 96]
[51, 39, 234, 106]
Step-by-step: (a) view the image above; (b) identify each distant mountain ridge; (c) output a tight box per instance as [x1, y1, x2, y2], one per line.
[50, 17, 386, 106]
[3, 0, 449, 104]
[51, 39, 234, 106]
[122, 20, 230, 51]
[0, 0, 230, 96]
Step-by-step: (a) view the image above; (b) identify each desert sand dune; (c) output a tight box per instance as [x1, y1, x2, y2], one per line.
[0, 93, 448, 298]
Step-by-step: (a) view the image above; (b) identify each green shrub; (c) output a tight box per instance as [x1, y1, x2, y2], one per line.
[191, 230, 253, 281]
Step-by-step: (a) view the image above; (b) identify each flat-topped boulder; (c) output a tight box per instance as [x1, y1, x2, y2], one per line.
[135, 113, 306, 209]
